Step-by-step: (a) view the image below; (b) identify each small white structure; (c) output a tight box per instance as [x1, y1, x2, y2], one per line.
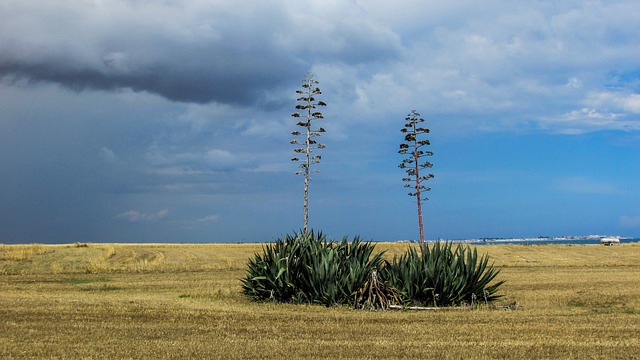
[600, 236, 620, 246]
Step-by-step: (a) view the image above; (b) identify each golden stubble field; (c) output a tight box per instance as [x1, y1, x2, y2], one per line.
[1, 242, 639, 359]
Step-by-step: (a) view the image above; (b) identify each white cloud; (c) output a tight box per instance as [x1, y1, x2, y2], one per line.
[588, 91, 640, 114]
[539, 91, 640, 134]
[176, 102, 245, 133]
[539, 108, 622, 134]
[566, 77, 581, 89]
[620, 94, 640, 113]
[197, 214, 220, 223]
[242, 120, 290, 138]
[144, 146, 241, 171]
[115, 209, 169, 222]
[99, 146, 118, 162]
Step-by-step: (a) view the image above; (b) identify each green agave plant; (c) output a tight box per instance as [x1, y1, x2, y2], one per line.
[241, 231, 386, 307]
[380, 241, 505, 307]
[241, 232, 304, 303]
[242, 234, 505, 309]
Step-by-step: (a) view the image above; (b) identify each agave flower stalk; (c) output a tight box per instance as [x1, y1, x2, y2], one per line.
[291, 73, 327, 235]
[399, 110, 434, 249]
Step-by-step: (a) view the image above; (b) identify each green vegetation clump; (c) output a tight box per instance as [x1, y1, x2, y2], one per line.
[242, 231, 504, 309]
[241, 231, 385, 307]
[380, 241, 504, 307]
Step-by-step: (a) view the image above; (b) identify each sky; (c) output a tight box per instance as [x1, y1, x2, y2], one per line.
[1, 0, 640, 244]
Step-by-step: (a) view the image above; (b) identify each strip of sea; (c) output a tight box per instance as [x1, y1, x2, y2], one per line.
[424, 237, 640, 245]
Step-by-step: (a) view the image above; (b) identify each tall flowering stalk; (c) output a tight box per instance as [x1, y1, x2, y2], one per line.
[291, 73, 326, 234]
[399, 110, 434, 249]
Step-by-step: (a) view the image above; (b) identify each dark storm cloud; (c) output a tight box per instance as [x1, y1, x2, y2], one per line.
[0, 57, 295, 105]
[0, 1, 402, 105]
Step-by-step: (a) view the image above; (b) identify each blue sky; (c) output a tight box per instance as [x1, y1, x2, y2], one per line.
[1, 0, 640, 243]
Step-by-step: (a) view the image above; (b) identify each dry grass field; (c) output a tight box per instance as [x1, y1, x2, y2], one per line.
[1, 242, 639, 359]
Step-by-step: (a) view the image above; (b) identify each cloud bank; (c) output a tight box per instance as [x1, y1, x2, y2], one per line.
[1, 1, 640, 243]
